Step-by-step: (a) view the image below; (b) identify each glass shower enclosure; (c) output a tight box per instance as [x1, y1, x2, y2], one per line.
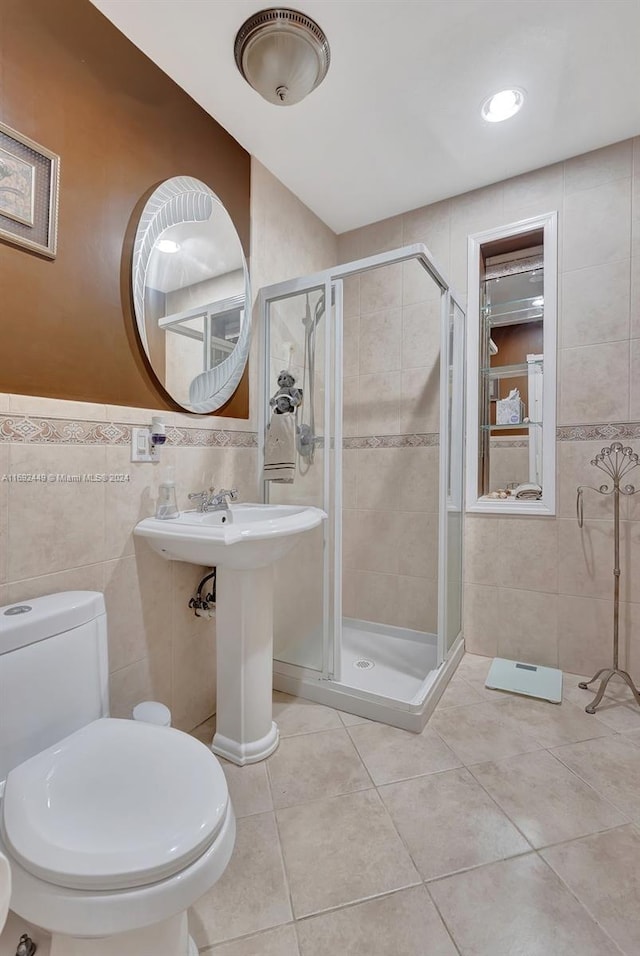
[259, 245, 464, 730]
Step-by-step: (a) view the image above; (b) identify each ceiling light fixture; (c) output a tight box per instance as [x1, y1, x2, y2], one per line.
[481, 88, 525, 123]
[156, 239, 180, 254]
[234, 8, 330, 106]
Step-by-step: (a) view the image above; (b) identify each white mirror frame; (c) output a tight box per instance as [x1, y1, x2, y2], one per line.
[465, 211, 558, 516]
[132, 176, 251, 413]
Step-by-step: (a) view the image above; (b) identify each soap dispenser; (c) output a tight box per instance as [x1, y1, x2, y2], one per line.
[156, 465, 179, 519]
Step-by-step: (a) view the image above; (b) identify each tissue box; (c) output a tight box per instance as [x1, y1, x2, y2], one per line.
[496, 396, 524, 425]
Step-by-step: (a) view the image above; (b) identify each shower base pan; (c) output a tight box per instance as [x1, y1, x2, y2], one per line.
[273, 619, 464, 733]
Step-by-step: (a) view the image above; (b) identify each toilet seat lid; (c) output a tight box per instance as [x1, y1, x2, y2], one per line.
[2, 718, 229, 891]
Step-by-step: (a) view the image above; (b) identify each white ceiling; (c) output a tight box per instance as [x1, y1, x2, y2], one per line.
[91, 0, 640, 234]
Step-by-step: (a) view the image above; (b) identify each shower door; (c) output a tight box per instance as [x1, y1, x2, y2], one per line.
[438, 293, 465, 661]
[260, 278, 341, 680]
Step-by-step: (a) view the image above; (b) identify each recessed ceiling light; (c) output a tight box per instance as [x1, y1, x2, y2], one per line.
[481, 88, 525, 123]
[157, 239, 180, 253]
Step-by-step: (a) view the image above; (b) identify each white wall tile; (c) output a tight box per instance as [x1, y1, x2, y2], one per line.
[402, 199, 451, 271]
[631, 255, 640, 339]
[399, 367, 440, 435]
[497, 587, 558, 668]
[559, 341, 629, 424]
[359, 308, 402, 374]
[401, 300, 441, 370]
[496, 518, 558, 593]
[463, 584, 500, 658]
[564, 141, 633, 195]
[563, 178, 632, 272]
[357, 373, 401, 436]
[561, 259, 630, 348]
[630, 339, 640, 420]
[360, 262, 403, 313]
[7, 443, 108, 580]
[502, 163, 564, 220]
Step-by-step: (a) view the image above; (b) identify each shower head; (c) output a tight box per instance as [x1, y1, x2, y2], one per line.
[302, 292, 325, 331]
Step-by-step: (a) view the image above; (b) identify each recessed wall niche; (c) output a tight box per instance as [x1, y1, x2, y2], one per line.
[466, 213, 558, 515]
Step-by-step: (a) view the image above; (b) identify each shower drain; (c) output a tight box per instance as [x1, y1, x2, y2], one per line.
[354, 658, 375, 670]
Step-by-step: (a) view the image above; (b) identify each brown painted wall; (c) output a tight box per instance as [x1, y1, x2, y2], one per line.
[0, 0, 250, 417]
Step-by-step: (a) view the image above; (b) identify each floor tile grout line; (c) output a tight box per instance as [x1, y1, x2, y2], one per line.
[533, 850, 628, 956]
[365, 762, 466, 790]
[343, 725, 407, 790]
[422, 847, 537, 888]
[340, 726, 378, 790]
[542, 747, 637, 823]
[427, 712, 547, 768]
[550, 737, 640, 819]
[464, 745, 632, 848]
[532, 821, 634, 856]
[268, 716, 375, 809]
[289, 876, 424, 926]
[457, 761, 539, 851]
[267, 803, 297, 933]
[198, 921, 300, 956]
[472, 696, 615, 752]
[293, 882, 467, 956]
[422, 880, 464, 956]
[424, 848, 628, 956]
[274, 721, 358, 740]
[273, 782, 424, 905]
[272, 782, 376, 814]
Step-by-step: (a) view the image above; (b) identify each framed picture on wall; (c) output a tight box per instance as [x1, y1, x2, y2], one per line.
[0, 121, 60, 258]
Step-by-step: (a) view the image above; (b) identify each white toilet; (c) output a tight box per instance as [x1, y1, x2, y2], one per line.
[0, 591, 235, 956]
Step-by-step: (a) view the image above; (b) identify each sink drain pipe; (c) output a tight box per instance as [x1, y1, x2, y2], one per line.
[189, 569, 216, 618]
[16, 934, 37, 956]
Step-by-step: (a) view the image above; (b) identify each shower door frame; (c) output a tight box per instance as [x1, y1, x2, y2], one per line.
[258, 243, 464, 711]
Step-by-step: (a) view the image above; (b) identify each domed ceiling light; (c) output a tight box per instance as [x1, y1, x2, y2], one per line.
[234, 8, 330, 106]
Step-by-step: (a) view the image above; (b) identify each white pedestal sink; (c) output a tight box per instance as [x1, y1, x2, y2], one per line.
[135, 504, 326, 765]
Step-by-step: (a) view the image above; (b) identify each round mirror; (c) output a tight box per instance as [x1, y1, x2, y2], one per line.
[132, 176, 251, 413]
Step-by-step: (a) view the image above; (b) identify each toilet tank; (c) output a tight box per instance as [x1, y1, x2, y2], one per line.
[0, 591, 109, 785]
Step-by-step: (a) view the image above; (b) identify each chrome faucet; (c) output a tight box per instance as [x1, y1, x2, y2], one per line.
[188, 488, 239, 513]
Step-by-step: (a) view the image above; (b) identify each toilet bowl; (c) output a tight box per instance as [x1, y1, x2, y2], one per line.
[0, 591, 235, 956]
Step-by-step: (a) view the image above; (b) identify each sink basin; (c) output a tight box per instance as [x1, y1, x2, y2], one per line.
[134, 503, 326, 569]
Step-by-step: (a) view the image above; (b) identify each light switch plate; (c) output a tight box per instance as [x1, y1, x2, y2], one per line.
[131, 427, 158, 463]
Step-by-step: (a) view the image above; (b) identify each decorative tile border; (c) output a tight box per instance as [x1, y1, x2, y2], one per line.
[0, 415, 258, 447]
[557, 422, 640, 442]
[2, 413, 639, 449]
[343, 433, 440, 449]
[166, 426, 257, 448]
[491, 439, 529, 448]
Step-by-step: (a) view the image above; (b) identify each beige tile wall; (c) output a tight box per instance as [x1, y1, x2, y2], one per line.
[336, 241, 442, 635]
[0, 160, 338, 729]
[342, 446, 440, 633]
[340, 137, 639, 675]
[340, 138, 640, 680]
[0, 397, 256, 731]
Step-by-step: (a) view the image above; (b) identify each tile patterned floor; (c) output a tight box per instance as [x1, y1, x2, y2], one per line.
[191, 656, 640, 955]
[2, 655, 640, 955]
